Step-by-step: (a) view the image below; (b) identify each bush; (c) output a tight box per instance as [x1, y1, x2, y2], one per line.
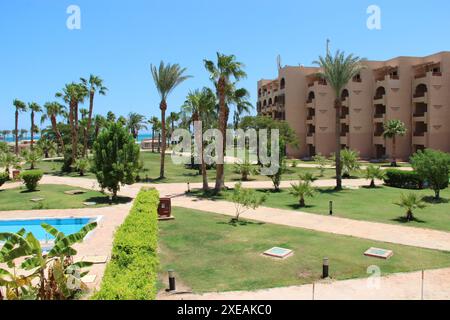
[92, 188, 160, 300]
[384, 169, 423, 189]
[0, 172, 9, 187]
[21, 170, 43, 191]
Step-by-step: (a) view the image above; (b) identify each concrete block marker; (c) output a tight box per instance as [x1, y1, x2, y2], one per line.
[263, 247, 293, 259]
[364, 247, 394, 260]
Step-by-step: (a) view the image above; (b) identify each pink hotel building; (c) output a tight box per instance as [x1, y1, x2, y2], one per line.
[257, 52, 450, 160]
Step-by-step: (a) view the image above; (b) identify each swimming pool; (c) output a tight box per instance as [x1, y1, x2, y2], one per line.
[0, 217, 97, 242]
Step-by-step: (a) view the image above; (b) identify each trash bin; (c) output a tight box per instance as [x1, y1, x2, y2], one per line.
[158, 198, 172, 218]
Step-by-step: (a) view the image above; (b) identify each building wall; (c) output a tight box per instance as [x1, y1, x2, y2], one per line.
[257, 51, 450, 161]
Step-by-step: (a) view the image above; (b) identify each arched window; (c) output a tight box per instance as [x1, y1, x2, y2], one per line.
[280, 78, 286, 89]
[341, 89, 349, 101]
[307, 91, 315, 103]
[374, 87, 386, 100]
[263, 100, 267, 107]
[414, 84, 428, 98]
[268, 98, 273, 105]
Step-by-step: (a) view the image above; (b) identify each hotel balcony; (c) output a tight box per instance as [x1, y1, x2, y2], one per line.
[306, 133, 315, 145]
[413, 70, 443, 87]
[340, 135, 348, 145]
[373, 136, 385, 146]
[412, 132, 428, 146]
[373, 113, 385, 123]
[375, 74, 400, 89]
[413, 111, 427, 123]
[373, 94, 386, 105]
[413, 91, 428, 103]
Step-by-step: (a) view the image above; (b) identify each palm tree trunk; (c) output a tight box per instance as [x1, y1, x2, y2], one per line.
[83, 91, 95, 157]
[300, 197, 305, 208]
[69, 99, 78, 165]
[15, 110, 19, 155]
[151, 128, 155, 153]
[406, 210, 413, 221]
[391, 135, 397, 167]
[51, 116, 65, 152]
[160, 101, 167, 179]
[201, 141, 209, 191]
[30, 111, 35, 151]
[335, 98, 342, 190]
[215, 78, 227, 192]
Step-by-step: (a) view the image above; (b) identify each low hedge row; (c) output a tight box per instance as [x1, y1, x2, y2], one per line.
[92, 188, 160, 300]
[383, 169, 424, 189]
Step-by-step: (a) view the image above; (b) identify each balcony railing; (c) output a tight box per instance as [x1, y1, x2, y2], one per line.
[374, 94, 384, 100]
[374, 113, 385, 119]
[307, 132, 315, 137]
[413, 92, 426, 98]
[413, 112, 426, 118]
[413, 131, 426, 137]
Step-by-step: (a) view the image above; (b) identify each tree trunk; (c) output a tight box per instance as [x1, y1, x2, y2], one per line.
[406, 210, 413, 221]
[30, 111, 35, 151]
[391, 135, 398, 167]
[151, 128, 155, 153]
[370, 179, 376, 188]
[160, 100, 167, 179]
[334, 98, 342, 190]
[435, 189, 440, 200]
[15, 110, 19, 155]
[201, 141, 209, 191]
[215, 77, 227, 192]
[51, 116, 65, 152]
[299, 197, 305, 208]
[83, 91, 95, 157]
[69, 99, 78, 165]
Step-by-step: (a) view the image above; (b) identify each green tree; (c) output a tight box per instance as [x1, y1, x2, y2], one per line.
[229, 182, 266, 222]
[148, 116, 160, 153]
[167, 111, 181, 144]
[290, 180, 315, 208]
[73, 157, 90, 176]
[181, 88, 217, 190]
[204, 53, 247, 192]
[94, 114, 107, 139]
[36, 137, 57, 159]
[28, 102, 42, 151]
[314, 51, 365, 190]
[411, 149, 450, 200]
[56, 83, 89, 164]
[394, 193, 426, 221]
[383, 119, 407, 167]
[365, 165, 386, 188]
[92, 122, 140, 199]
[151, 61, 191, 179]
[41, 102, 66, 152]
[22, 149, 42, 170]
[127, 112, 147, 139]
[340, 149, 360, 178]
[234, 160, 257, 182]
[80, 75, 107, 156]
[13, 99, 27, 155]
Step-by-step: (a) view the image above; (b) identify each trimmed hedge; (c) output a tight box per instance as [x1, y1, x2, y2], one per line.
[383, 169, 424, 190]
[92, 188, 160, 300]
[21, 170, 43, 191]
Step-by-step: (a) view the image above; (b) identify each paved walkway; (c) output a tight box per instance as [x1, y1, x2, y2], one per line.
[158, 267, 450, 300]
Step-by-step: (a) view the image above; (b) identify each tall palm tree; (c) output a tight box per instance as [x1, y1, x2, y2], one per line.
[13, 99, 27, 155]
[383, 119, 407, 167]
[56, 83, 88, 164]
[41, 102, 66, 152]
[231, 87, 253, 129]
[151, 62, 191, 179]
[80, 75, 107, 156]
[28, 102, 42, 151]
[127, 112, 147, 139]
[182, 88, 217, 190]
[314, 50, 365, 190]
[93, 114, 106, 139]
[204, 53, 247, 191]
[148, 116, 160, 153]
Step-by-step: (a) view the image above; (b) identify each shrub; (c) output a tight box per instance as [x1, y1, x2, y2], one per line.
[0, 171, 9, 187]
[229, 183, 266, 222]
[21, 170, 43, 191]
[384, 169, 423, 189]
[92, 188, 160, 300]
[411, 149, 450, 200]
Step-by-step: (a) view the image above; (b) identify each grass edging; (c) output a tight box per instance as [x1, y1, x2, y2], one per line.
[92, 188, 160, 300]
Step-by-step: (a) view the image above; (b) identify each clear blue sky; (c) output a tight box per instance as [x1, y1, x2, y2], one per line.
[1, 0, 449, 132]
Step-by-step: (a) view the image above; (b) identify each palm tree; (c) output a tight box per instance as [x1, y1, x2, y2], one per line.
[204, 53, 247, 191]
[182, 88, 217, 190]
[41, 102, 66, 152]
[56, 83, 88, 164]
[149, 116, 160, 153]
[93, 114, 106, 139]
[127, 113, 147, 139]
[151, 61, 191, 179]
[383, 119, 407, 167]
[394, 193, 426, 221]
[167, 111, 181, 144]
[13, 99, 27, 155]
[28, 102, 42, 151]
[80, 75, 107, 156]
[290, 181, 315, 207]
[365, 165, 385, 188]
[314, 51, 365, 190]
[231, 87, 253, 129]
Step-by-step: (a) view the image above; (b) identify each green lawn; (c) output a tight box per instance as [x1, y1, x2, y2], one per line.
[191, 186, 450, 232]
[0, 184, 131, 211]
[159, 207, 450, 293]
[36, 152, 358, 184]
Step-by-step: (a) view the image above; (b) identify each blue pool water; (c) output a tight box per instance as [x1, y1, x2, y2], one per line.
[0, 218, 94, 241]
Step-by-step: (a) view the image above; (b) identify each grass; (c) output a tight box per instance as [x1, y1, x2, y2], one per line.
[159, 207, 450, 293]
[190, 186, 450, 232]
[0, 184, 131, 211]
[36, 152, 359, 184]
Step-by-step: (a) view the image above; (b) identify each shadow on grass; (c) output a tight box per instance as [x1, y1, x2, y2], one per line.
[20, 189, 40, 194]
[422, 196, 449, 204]
[287, 204, 316, 210]
[85, 196, 133, 205]
[218, 219, 266, 227]
[391, 216, 426, 224]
